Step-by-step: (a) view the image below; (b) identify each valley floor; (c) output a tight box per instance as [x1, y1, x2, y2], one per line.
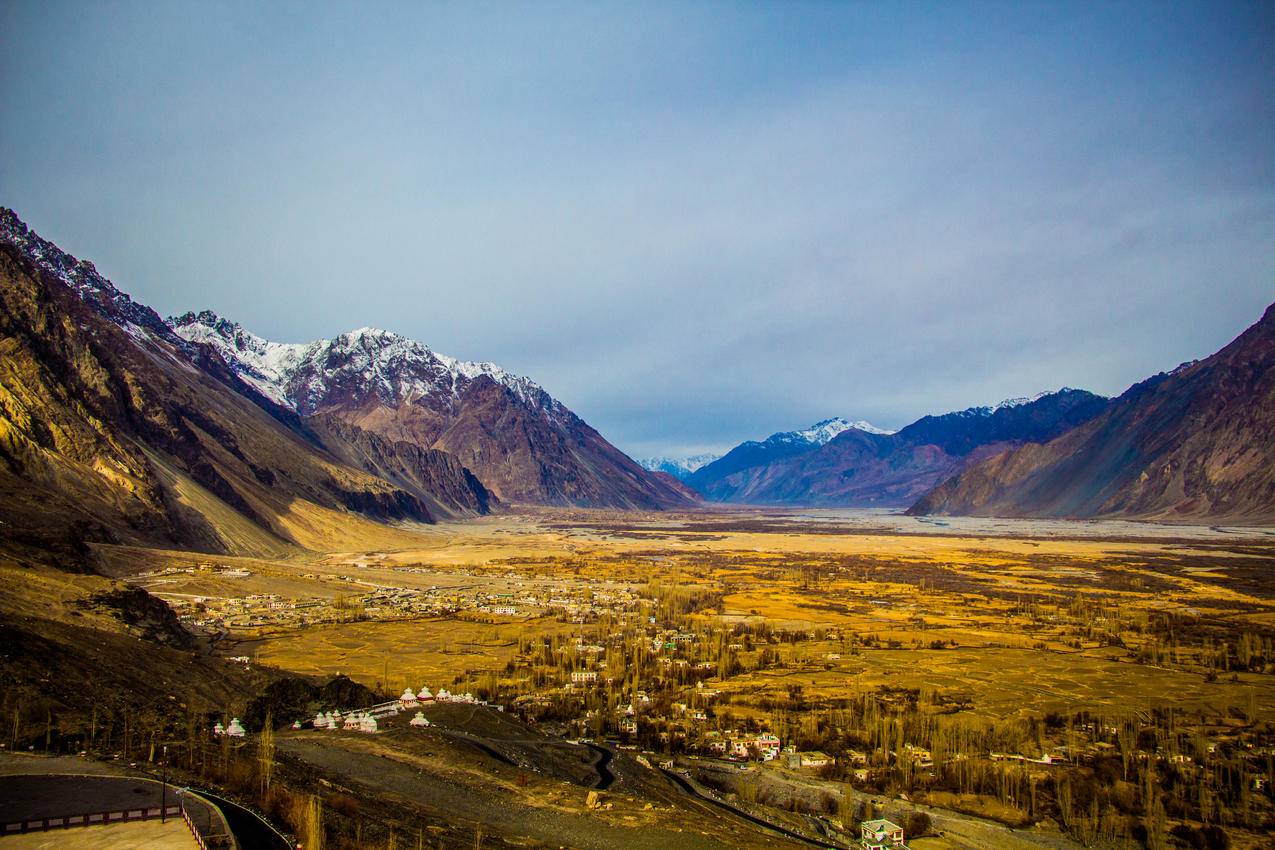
[5, 506, 1274, 848]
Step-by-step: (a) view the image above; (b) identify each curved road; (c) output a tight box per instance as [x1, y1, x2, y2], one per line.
[180, 787, 291, 850]
[659, 768, 846, 849]
[583, 743, 614, 790]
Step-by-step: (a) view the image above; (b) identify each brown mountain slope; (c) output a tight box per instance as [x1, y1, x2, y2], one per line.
[704, 429, 1013, 506]
[170, 312, 695, 510]
[910, 301, 1275, 523]
[690, 390, 1108, 507]
[305, 414, 494, 519]
[0, 211, 492, 563]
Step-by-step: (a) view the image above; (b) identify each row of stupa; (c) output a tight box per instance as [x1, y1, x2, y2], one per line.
[399, 686, 483, 706]
[212, 718, 246, 738]
[313, 710, 380, 733]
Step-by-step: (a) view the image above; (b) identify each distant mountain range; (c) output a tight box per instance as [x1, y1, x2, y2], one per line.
[911, 302, 1275, 523]
[687, 393, 1110, 506]
[3, 204, 1271, 537]
[0, 208, 691, 561]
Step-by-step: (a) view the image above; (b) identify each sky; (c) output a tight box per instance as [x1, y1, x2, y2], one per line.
[2, 1, 1273, 459]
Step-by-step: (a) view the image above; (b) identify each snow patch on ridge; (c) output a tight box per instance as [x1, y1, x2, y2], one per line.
[769, 417, 896, 446]
[168, 311, 562, 419]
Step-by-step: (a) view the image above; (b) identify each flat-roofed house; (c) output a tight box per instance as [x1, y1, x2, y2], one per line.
[860, 818, 907, 849]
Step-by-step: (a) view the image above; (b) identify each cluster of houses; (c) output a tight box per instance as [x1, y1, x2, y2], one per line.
[702, 731, 783, 760]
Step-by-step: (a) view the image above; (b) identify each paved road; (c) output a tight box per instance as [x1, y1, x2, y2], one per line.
[0, 774, 226, 845]
[659, 768, 848, 849]
[186, 788, 291, 850]
[583, 743, 614, 790]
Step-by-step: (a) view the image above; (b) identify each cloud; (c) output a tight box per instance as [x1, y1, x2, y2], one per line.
[3, 1, 1272, 459]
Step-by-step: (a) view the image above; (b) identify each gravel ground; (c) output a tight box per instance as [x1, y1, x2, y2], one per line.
[278, 734, 804, 849]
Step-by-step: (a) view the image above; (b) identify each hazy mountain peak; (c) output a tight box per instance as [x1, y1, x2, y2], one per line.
[638, 454, 721, 480]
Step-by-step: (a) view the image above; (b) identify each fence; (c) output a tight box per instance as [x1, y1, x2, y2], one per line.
[3, 803, 183, 834]
[182, 801, 210, 850]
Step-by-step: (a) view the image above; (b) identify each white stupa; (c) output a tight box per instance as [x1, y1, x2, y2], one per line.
[225, 718, 246, 738]
[212, 722, 225, 736]
[416, 687, 433, 702]
[436, 688, 452, 702]
[409, 711, 430, 727]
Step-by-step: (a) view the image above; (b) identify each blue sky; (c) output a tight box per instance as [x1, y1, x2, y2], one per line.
[3, 1, 1272, 458]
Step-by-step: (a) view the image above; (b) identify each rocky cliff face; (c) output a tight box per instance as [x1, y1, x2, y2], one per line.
[305, 415, 494, 519]
[910, 303, 1275, 523]
[0, 209, 495, 562]
[689, 391, 1108, 506]
[169, 312, 694, 509]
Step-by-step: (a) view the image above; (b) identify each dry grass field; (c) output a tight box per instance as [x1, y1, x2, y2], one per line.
[99, 507, 1275, 724]
[42, 507, 1272, 849]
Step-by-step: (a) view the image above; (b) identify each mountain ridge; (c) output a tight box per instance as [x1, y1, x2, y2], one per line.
[169, 310, 694, 510]
[688, 390, 1109, 505]
[910, 302, 1275, 522]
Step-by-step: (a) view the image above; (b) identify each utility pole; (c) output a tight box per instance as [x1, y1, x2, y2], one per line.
[161, 744, 168, 823]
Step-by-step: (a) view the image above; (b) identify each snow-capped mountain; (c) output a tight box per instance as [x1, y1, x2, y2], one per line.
[638, 454, 721, 481]
[752, 417, 896, 448]
[946, 389, 1079, 418]
[686, 417, 892, 496]
[169, 311, 559, 418]
[785, 417, 895, 443]
[0, 207, 500, 557]
[169, 311, 692, 510]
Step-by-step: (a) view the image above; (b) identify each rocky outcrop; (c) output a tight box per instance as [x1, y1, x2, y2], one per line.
[306, 415, 494, 518]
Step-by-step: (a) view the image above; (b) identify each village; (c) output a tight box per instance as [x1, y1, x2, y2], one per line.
[186, 559, 1274, 850]
[123, 514, 1275, 849]
[134, 561, 644, 634]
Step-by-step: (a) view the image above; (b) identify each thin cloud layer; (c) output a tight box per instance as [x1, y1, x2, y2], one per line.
[3, 2, 1272, 459]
